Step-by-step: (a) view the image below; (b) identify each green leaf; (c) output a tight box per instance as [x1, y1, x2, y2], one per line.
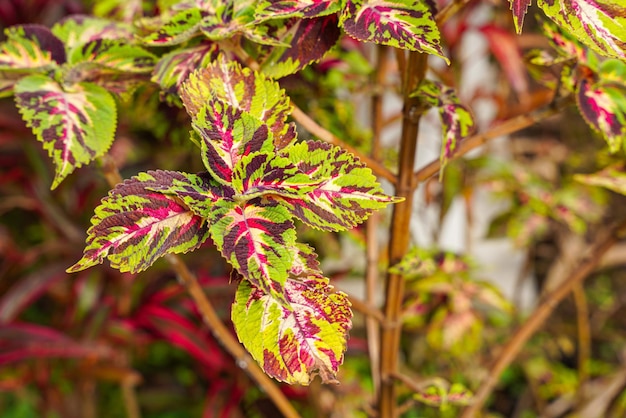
[208, 199, 297, 299]
[538, 0, 626, 60]
[411, 80, 475, 173]
[574, 165, 626, 195]
[14, 74, 117, 189]
[142, 7, 206, 46]
[69, 39, 156, 73]
[52, 15, 134, 50]
[232, 245, 352, 384]
[68, 171, 211, 273]
[340, 0, 448, 63]
[281, 141, 402, 231]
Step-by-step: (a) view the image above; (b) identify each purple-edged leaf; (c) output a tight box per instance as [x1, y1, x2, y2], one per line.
[540, 18, 589, 63]
[340, 0, 447, 62]
[0, 25, 65, 97]
[574, 165, 626, 196]
[181, 59, 292, 141]
[509, 0, 532, 33]
[411, 80, 475, 172]
[257, 15, 341, 79]
[14, 74, 117, 189]
[255, 0, 341, 19]
[67, 171, 211, 273]
[142, 7, 206, 46]
[151, 40, 219, 104]
[232, 245, 352, 384]
[69, 39, 156, 73]
[192, 101, 274, 183]
[146, 170, 227, 217]
[52, 15, 134, 49]
[576, 76, 626, 153]
[231, 151, 318, 199]
[208, 199, 296, 298]
[538, 0, 626, 60]
[281, 141, 402, 231]
[0, 323, 112, 365]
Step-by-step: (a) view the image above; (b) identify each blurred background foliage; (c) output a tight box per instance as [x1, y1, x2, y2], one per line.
[2, 0, 626, 417]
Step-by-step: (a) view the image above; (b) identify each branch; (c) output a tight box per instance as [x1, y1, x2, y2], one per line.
[460, 219, 626, 417]
[290, 105, 398, 185]
[98, 156, 301, 418]
[412, 96, 573, 186]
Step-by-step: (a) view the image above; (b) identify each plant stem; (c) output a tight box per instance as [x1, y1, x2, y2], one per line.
[98, 156, 301, 418]
[290, 105, 397, 185]
[378, 51, 428, 418]
[412, 96, 572, 185]
[573, 283, 590, 391]
[460, 220, 626, 417]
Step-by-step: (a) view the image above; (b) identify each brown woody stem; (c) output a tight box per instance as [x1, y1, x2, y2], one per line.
[378, 51, 428, 418]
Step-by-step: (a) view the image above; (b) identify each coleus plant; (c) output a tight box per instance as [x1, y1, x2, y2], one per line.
[66, 58, 400, 384]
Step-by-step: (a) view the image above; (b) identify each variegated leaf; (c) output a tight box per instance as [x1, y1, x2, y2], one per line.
[281, 141, 401, 231]
[538, 0, 626, 60]
[93, 0, 144, 22]
[14, 75, 117, 189]
[0, 25, 65, 97]
[144, 170, 228, 217]
[52, 15, 134, 49]
[69, 39, 156, 73]
[181, 59, 292, 141]
[232, 245, 352, 384]
[576, 76, 626, 153]
[574, 165, 626, 195]
[151, 40, 219, 104]
[208, 199, 296, 298]
[67, 171, 211, 273]
[231, 151, 318, 200]
[142, 7, 206, 46]
[255, 0, 341, 19]
[509, 0, 532, 33]
[411, 80, 475, 172]
[340, 0, 447, 62]
[540, 18, 589, 64]
[191, 101, 274, 183]
[257, 15, 341, 79]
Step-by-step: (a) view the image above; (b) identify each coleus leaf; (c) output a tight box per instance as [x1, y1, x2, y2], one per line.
[68, 39, 156, 73]
[0, 25, 65, 97]
[151, 40, 219, 104]
[67, 171, 211, 273]
[191, 100, 274, 183]
[281, 141, 402, 231]
[508, 0, 532, 34]
[254, 0, 341, 19]
[410, 80, 475, 173]
[574, 164, 626, 195]
[142, 7, 207, 46]
[232, 244, 352, 384]
[181, 59, 292, 142]
[537, 0, 626, 60]
[340, 0, 448, 63]
[52, 15, 135, 49]
[208, 199, 297, 298]
[576, 62, 626, 153]
[256, 15, 341, 79]
[14, 74, 117, 189]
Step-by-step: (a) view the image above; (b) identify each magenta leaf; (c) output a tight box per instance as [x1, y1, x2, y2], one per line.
[68, 171, 211, 273]
[255, 0, 341, 19]
[508, 0, 532, 33]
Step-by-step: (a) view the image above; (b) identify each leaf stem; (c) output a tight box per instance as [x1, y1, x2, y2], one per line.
[290, 105, 398, 185]
[378, 51, 429, 418]
[460, 220, 626, 417]
[412, 96, 573, 186]
[98, 156, 301, 418]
